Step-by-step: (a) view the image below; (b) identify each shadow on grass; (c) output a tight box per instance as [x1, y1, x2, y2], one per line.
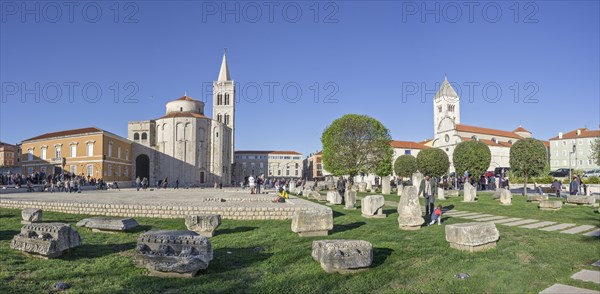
[443, 204, 455, 211]
[371, 247, 394, 268]
[383, 208, 397, 216]
[216, 226, 258, 236]
[331, 222, 366, 234]
[332, 210, 345, 218]
[61, 242, 136, 260]
[0, 230, 19, 241]
[209, 247, 273, 274]
[128, 225, 153, 233]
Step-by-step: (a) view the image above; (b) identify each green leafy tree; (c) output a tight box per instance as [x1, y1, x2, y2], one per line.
[509, 138, 548, 196]
[591, 137, 600, 166]
[321, 114, 393, 184]
[453, 141, 491, 179]
[416, 148, 450, 177]
[394, 155, 417, 179]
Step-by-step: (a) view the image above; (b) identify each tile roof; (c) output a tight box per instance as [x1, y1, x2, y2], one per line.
[460, 137, 512, 147]
[174, 95, 197, 101]
[23, 127, 103, 142]
[390, 140, 430, 149]
[456, 124, 523, 139]
[513, 126, 530, 133]
[235, 150, 302, 155]
[549, 128, 600, 140]
[158, 112, 208, 119]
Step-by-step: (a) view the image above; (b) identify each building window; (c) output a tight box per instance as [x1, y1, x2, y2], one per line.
[118, 146, 122, 159]
[108, 142, 113, 157]
[562, 141, 566, 146]
[404, 150, 411, 155]
[125, 150, 129, 160]
[70, 145, 77, 158]
[589, 159, 593, 165]
[134, 133, 139, 140]
[55, 146, 61, 159]
[217, 114, 222, 123]
[142, 133, 147, 140]
[578, 139, 583, 145]
[224, 114, 230, 125]
[224, 93, 230, 105]
[125, 166, 129, 176]
[217, 94, 223, 105]
[108, 164, 113, 176]
[41, 147, 47, 160]
[70, 165, 76, 175]
[117, 166, 121, 176]
[562, 150, 567, 156]
[87, 165, 93, 176]
[28, 149, 33, 161]
[87, 143, 94, 156]
[295, 170, 298, 176]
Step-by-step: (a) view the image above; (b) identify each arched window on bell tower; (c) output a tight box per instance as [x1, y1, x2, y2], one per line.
[224, 93, 230, 105]
[224, 113, 230, 125]
[217, 114, 222, 123]
[217, 94, 223, 105]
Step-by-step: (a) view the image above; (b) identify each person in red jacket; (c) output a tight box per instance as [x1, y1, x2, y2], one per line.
[428, 205, 443, 226]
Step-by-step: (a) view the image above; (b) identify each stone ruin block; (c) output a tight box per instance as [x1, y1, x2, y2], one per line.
[397, 186, 424, 230]
[184, 214, 221, 237]
[10, 223, 82, 258]
[493, 189, 502, 200]
[539, 200, 563, 211]
[445, 222, 499, 252]
[446, 190, 459, 197]
[361, 195, 386, 218]
[500, 189, 512, 206]
[412, 172, 424, 197]
[527, 194, 549, 202]
[567, 195, 596, 206]
[397, 184, 403, 196]
[291, 209, 333, 237]
[76, 217, 139, 233]
[133, 230, 213, 278]
[21, 208, 42, 224]
[437, 187, 446, 200]
[311, 240, 373, 274]
[463, 183, 477, 202]
[357, 182, 367, 192]
[326, 191, 343, 205]
[344, 190, 357, 210]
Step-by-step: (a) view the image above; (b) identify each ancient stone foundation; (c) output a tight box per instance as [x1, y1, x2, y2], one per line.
[311, 240, 373, 274]
[76, 217, 139, 233]
[445, 222, 499, 252]
[539, 200, 563, 211]
[291, 209, 333, 237]
[10, 223, 82, 258]
[21, 208, 42, 224]
[184, 214, 222, 237]
[397, 186, 424, 230]
[361, 195, 386, 218]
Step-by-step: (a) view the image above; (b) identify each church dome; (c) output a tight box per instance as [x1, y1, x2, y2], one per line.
[165, 95, 205, 115]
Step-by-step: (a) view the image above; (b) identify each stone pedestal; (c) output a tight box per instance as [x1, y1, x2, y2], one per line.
[397, 186, 424, 230]
[397, 184, 403, 196]
[289, 181, 296, 192]
[527, 194, 549, 202]
[463, 183, 477, 202]
[412, 172, 424, 197]
[445, 222, 499, 252]
[357, 182, 367, 192]
[361, 195, 386, 218]
[326, 191, 343, 205]
[76, 217, 139, 233]
[312, 240, 373, 274]
[344, 190, 356, 210]
[437, 188, 446, 200]
[134, 230, 213, 278]
[366, 182, 373, 193]
[21, 208, 42, 224]
[493, 189, 502, 200]
[381, 176, 391, 195]
[566, 195, 596, 205]
[291, 209, 333, 237]
[539, 200, 563, 211]
[447, 190, 459, 197]
[10, 223, 82, 258]
[184, 214, 222, 237]
[499, 189, 512, 206]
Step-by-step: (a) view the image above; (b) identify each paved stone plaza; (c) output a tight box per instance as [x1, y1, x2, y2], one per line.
[0, 188, 325, 220]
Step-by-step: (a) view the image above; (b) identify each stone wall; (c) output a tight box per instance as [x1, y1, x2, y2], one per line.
[0, 199, 311, 220]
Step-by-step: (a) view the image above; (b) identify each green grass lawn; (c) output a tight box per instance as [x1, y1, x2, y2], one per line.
[1, 196, 599, 293]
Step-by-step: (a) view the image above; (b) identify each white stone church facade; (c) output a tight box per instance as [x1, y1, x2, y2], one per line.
[127, 52, 235, 187]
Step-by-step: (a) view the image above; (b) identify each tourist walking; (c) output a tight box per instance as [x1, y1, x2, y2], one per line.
[163, 177, 168, 189]
[256, 176, 262, 194]
[569, 176, 580, 195]
[248, 175, 255, 194]
[175, 179, 179, 189]
[336, 176, 346, 203]
[419, 175, 437, 217]
[136, 177, 141, 191]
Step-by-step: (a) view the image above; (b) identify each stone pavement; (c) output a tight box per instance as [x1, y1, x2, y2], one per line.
[443, 209, 599, 237]
[0, 188, 327, 220]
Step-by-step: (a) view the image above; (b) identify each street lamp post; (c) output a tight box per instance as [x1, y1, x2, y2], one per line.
[569, 143, 576, 182]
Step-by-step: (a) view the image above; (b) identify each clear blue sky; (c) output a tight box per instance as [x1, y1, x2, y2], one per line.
[1, 1, 599, 156]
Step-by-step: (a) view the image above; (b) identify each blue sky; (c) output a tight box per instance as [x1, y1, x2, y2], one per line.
[1, 1, 599, 155]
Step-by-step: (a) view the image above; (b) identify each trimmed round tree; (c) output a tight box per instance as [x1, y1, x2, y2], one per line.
[394, 155, 417, 179]
[510, 138, 548, 196]
[321, 114, 393, 184]
[416, 148, 450, 177]
[453, 141, 491, 179]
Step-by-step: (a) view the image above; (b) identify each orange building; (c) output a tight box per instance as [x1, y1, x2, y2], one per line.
[20, 127, 132, 183]
[0, 141, 19, 167]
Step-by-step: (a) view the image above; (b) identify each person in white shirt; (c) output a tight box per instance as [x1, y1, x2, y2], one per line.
[248, 175, 256, 194]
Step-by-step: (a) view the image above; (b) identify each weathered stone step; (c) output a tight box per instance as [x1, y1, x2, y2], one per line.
[539, 283, 599, 294]
[560, 225, 596, 235]
[571, 269, 600, 285]
[584, 229, 600, 238]
[461, 214, 494, 219]
[490, 217, 523, 224]
[539, 223, 576, 232]
[502, 219, 539, 227]
[474, 216, 507, 222]
[520, 221, 556, 229]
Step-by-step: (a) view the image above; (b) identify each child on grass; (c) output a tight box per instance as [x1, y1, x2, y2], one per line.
[428, 205, 443, 226]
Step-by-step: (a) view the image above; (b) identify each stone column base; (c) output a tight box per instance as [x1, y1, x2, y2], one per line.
[449, 242, 496, 252]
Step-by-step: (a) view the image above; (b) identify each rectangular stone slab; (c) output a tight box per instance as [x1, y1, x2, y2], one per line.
[571, 269, 600, 285]
[519, 221, 556, 229]
[539, 223, 576, 232]
[592, 260, 600, 267]
[584, 229, 600, 238]
[539, 283, 600, 294]
[489, 218, 522, 224]
[560, 225, 596, 234]
[451, 212, 481, 217]
[474, 216, 507, 222]
[442, 210, 463, 215]
[501, 219, 539, 227]
[445, 212, 474, 217]
[461, 214, 494, 219]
